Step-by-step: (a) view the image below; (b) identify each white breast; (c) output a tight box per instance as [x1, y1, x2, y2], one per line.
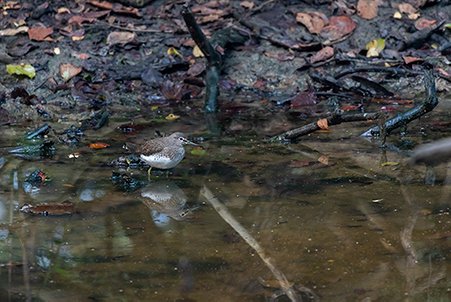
[140, 148, 185, 169]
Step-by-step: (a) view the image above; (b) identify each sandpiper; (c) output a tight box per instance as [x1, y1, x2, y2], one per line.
[137, 132, 197, 175]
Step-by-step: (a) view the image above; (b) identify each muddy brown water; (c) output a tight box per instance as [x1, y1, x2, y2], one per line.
[0, 109, 450, 302]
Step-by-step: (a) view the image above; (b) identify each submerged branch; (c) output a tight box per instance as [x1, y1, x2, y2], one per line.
[200, 185, 315, 302]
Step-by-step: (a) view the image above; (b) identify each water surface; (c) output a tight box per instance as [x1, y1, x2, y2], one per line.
[0, 111, 450, 302]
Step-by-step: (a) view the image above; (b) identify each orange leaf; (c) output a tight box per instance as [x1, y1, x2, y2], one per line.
[89, 142, 110, 149]
[317, 118, 329, 130]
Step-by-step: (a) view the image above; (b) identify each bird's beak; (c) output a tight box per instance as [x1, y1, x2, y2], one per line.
[182, 138, 198, 146]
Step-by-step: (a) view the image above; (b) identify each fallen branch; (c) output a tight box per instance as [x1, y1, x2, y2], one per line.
[200, 185, 317, 302]
[182, 6, 248, 112]
[270, 112, 379, 142]
[361, 70, 438, 137]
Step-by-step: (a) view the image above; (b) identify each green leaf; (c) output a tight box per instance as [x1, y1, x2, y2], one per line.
[6, 64, 36, 79]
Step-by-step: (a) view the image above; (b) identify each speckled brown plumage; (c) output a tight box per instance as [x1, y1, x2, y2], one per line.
[137, 132, 196, 169]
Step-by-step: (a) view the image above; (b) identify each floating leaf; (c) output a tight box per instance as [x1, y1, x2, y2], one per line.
[317, 118, 329, 130]
[20, 201, 75, 216]
[191, 147, 207, 156]
[60, 63, 82, 81]
[165, 113, 180, 121]
[6, 64, 36, 78]
[366, 38, 385, 57]
[89, 142, 110, 149]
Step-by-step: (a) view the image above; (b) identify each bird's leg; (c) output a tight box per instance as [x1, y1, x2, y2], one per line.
[147, 166, 152, 181]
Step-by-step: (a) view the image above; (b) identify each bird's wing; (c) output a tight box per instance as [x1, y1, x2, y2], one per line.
[137, 139, 164, 155]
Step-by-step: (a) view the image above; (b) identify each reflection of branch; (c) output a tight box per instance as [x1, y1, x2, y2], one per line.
[399, 186, 419, 261]
[201, 185, 309, 302]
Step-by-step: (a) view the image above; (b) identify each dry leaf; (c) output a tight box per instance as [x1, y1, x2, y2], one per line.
[28, 26, 53, 41]
[240, 0, 254, 9]
[366, 38, 385, 57]
[60, 63, 82, 81]
[0, 26, 28, 36]
[89, 142, 110, 149]
[296, 11, 328, 34]
[193, 45, 204, 57]
[317, 155, 329, 165]
[87, 0, 140, 17]
[57, 7, 71, 14]
[309, 46, 334, 64]
[403, 56, 423, 64]
[414, 18, 436, 30]
[72, 35, 85, 41]
[399, 3, 420, 19]
[357, 0, 379, 20]
[393, 11, 402, 19]
[291, 90, 317, 109]
[317, 118, 329, 130]
[106, 31, 137, 46]
[264, 50, 295, 61]
[399, 3, 417, 14]
[320, 16, 356, 42]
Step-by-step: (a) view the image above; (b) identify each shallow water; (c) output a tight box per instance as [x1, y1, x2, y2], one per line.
[0, 111, 450, 302]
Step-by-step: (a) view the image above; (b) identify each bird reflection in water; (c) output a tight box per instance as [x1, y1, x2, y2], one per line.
[140, 181, 198, 227]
